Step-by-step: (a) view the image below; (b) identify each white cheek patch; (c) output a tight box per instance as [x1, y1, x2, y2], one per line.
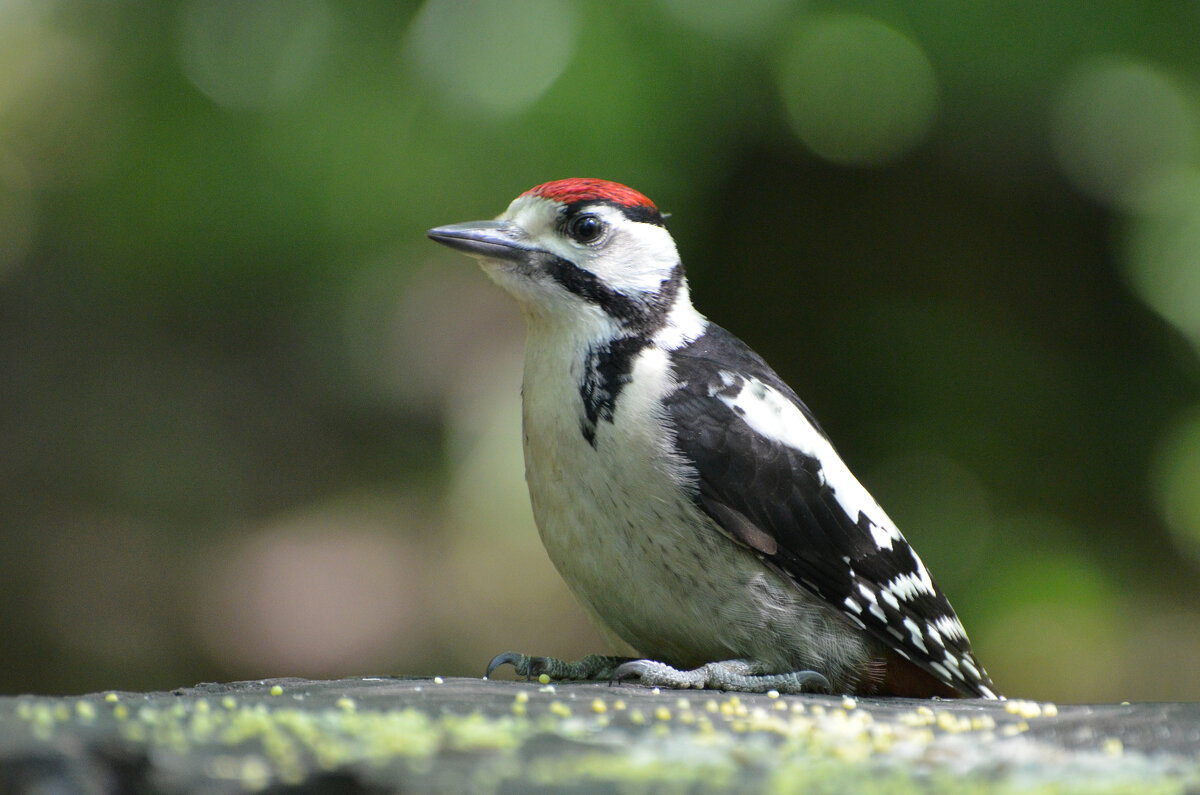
[503, 199, 681, 298]
[717, 377, 904, 551]
[587, 223, 680, 295]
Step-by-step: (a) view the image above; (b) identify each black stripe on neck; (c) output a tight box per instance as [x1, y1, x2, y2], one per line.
[541, 256, 683, 335]
[570, 263, 684, 446]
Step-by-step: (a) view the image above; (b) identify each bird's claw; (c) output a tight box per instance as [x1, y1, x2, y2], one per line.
[486, 652, 537, 680]
[611, 658, 833, 694]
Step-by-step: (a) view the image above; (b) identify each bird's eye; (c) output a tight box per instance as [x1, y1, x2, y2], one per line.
[566, 214, 606, 244]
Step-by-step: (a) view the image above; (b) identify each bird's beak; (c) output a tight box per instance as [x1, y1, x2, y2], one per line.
[427, 220, 530, 262]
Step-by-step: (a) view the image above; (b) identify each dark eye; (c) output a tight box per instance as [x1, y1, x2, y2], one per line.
[566, 213, 606, 244]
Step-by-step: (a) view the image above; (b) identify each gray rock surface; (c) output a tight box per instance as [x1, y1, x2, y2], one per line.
[1, 676, 1197, 792]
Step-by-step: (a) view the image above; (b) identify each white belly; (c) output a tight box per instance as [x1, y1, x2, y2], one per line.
[520, 336, 867, 676]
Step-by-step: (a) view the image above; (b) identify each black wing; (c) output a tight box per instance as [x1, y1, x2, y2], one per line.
[664, 323, 997, 698]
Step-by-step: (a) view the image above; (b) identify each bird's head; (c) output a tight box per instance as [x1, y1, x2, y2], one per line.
[428, 179, 687, 333]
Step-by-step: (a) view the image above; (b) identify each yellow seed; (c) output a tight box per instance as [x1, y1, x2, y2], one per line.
[655, 706, 671, 721]
[549, 701, 571, 718]
[591, 699, 607, 714]
[767, 690, 780, 699]
[1103, 738, 1123, 757]
[537, 674, 551, 685]
[269, 685, 283, 696]
[104, 693, 119, 703]
[629, 709, 645, 725]
[613, 699, 626, 710]
[515, 691, 529, 704]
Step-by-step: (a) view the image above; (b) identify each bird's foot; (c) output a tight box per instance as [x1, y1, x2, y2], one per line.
[612, 659, 832, 694]
[486, 652, 634, 682]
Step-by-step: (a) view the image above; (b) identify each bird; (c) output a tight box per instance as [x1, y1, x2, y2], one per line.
[427, 178, 1000, 698]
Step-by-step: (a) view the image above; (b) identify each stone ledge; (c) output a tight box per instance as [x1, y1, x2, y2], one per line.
[1, 677, 1196, 792]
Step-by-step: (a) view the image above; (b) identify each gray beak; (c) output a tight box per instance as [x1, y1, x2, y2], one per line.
[427, 220, 530, 261]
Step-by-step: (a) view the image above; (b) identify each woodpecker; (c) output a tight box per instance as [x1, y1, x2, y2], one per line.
[427, 179, 1000, 699]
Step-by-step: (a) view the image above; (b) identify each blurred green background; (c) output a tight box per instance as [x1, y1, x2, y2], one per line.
[3, 0, 1200, 703]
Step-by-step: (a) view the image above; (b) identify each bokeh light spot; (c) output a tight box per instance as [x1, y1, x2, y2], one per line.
[1052, 59, 1199, 209]
[178, 0, 333, 110]
[1121, 167, 1200, 349]
[1151, 405, 1200, 569]
[777, 14, 939, 166]
[195, 498, 421, 676]
[0, 151, 35, 279]
[405, 0, 579, 117]
[656, 0, 794, 41]
[976, 530, 1121, 702]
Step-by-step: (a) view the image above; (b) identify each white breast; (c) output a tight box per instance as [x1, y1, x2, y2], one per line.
[517, 320, 870, 678]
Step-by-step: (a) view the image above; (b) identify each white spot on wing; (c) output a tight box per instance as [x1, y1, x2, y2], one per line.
[844, 596, 862, 614]
[903, 617, 928, 653]
[883, 553, 937, 603]
[716, 378, 903, 550]
[934, 614, 968, 642]
[927, 625, 944, 648]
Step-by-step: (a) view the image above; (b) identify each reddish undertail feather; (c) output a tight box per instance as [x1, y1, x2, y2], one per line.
[524, 178, 658, 210]
[860, 652, 966, 699]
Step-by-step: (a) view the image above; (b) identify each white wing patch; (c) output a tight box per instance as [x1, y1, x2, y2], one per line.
[716, 375, 903, 551]
[711, 372, 1000, 699]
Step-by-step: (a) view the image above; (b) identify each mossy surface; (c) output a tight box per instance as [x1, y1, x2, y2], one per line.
[1, 677, 1196, 793]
